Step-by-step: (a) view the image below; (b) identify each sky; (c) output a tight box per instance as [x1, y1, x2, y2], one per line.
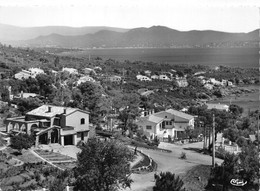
[0, 0, 259, 33]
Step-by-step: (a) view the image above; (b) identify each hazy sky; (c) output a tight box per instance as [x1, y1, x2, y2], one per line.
[0, 0, 259, 32]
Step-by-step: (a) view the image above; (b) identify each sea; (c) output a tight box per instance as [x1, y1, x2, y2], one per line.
[59, 47, 259, 68]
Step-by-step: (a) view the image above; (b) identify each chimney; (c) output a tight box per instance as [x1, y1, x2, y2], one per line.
[48, 106, 52, 112]
[64, 108, 67, 114]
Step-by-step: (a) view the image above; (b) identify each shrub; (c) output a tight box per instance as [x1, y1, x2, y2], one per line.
[153, 171, 186, 191]
[180, 152, 187, 160]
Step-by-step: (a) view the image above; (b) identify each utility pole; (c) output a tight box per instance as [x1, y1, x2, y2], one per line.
[212, 114, 215, 168]
[257, 8, 260, 191]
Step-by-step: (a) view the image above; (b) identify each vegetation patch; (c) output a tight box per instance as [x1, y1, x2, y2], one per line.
[182, 165, 211, 191]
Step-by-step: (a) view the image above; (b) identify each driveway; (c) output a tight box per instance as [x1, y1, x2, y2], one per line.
[124, 142, 223, 191]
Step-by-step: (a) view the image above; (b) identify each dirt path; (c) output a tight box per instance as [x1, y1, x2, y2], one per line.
[124, 142, 223, 191]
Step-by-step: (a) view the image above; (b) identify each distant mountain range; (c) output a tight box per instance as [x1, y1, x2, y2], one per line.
[0, 23, 129, 41]
[0, 24, 258, 48]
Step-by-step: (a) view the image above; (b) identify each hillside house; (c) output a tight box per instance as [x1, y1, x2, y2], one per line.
[137, 88, 154, 97]
[62, 67, 78, 75]
[5, 105, 94, 146]
[136, 109, 194, 140]
[83, 68, 96, 75]
[136, 75, 152, 82]
[208, 78, 222, 86]
[204, 83, 214, 90]
[14, 70, 33, 80]
[77, 76, 95, 85]
[159, 74, 171, 81]
[28, 68, 45, 77]
[176, 77, 188, 87]
[206, 103, 229, 111]
[151, 75, 159, 80]
[144, 70, 152, 76]
[109, 75, 122, 83]
[227, 81, 233, 86]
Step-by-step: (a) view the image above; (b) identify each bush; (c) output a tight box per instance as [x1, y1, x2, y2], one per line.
[180, 152, 187, 160]
[10, 134, 34, 153]
[153, 171, 186, 191]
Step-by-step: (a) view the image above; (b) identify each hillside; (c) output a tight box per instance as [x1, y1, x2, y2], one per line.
[0, 23, 129, 42]
[17, 26, 259, 48]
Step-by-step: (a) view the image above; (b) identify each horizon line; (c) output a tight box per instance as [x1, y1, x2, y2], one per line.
[0, 22, 258, 34]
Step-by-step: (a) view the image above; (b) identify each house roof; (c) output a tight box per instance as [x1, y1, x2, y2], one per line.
[166, 109, 194, 120]
[155, 109, 194, 120]
[147, 115, 164, 124]
[26, 105, 88, 118]
[138, 115, 164, 125]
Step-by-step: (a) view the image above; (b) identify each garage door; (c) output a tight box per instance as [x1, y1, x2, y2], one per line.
[64, 135, 73, 145]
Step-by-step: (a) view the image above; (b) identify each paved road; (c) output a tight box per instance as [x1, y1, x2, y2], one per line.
[124, 142, 223, 191]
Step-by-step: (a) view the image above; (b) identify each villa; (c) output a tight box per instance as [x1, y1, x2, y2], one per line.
[136, 75, 152, 82]
[5, 105, 95, 147]
[135, 109, 194, 140]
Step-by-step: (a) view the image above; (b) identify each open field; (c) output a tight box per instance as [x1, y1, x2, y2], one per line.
[59, 47, 259, 68]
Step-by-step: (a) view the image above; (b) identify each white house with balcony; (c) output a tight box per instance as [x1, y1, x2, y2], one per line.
[135, 109, 194, 140]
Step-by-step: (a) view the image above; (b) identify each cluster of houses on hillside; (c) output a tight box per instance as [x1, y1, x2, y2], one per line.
[136, 70, 189, 87]
[13, 66, 125, 88]
[14, 68, 45, 80]
[3, 103, 196, 146]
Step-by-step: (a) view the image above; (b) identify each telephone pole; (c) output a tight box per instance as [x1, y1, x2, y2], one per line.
[212, 114, 215, 168]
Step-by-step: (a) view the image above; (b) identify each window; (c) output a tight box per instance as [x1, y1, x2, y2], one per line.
[80, 118, 85, 124]
[146, 125, 152, 130]
[81, 132, 84, 140]
[165, 116, 167, 118]
[169, 122, 172, 125]
[165, 121, 168, 125]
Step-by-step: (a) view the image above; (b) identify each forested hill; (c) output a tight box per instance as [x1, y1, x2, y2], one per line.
[15, 26, 259, 48]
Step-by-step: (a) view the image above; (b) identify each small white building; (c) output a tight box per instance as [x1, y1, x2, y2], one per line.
[209, 78, 222, 86]
[14, 70, 32, 80]
[227, 81, 233, 86]
[136, 75, 152, 81]
[77, 76, 95, 85]
[151, 75, 159, 80]
[109, 75, 122, 83]
[62, 67, 78, 75]
[176, 77, 188, 87]
[159, 74, 171, 81]
[28, 68, 45, 77]
[204, 83, 214, 90]
[144, 70, 152, 76]
[83, 68, 96, 75]
[206, 103, 229, 111]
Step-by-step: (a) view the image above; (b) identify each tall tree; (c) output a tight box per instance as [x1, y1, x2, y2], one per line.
[113, 93, 140, 131]
[73, 138, 134, 191]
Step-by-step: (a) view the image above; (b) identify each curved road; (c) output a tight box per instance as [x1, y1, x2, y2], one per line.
[124, 142, 223, 191]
